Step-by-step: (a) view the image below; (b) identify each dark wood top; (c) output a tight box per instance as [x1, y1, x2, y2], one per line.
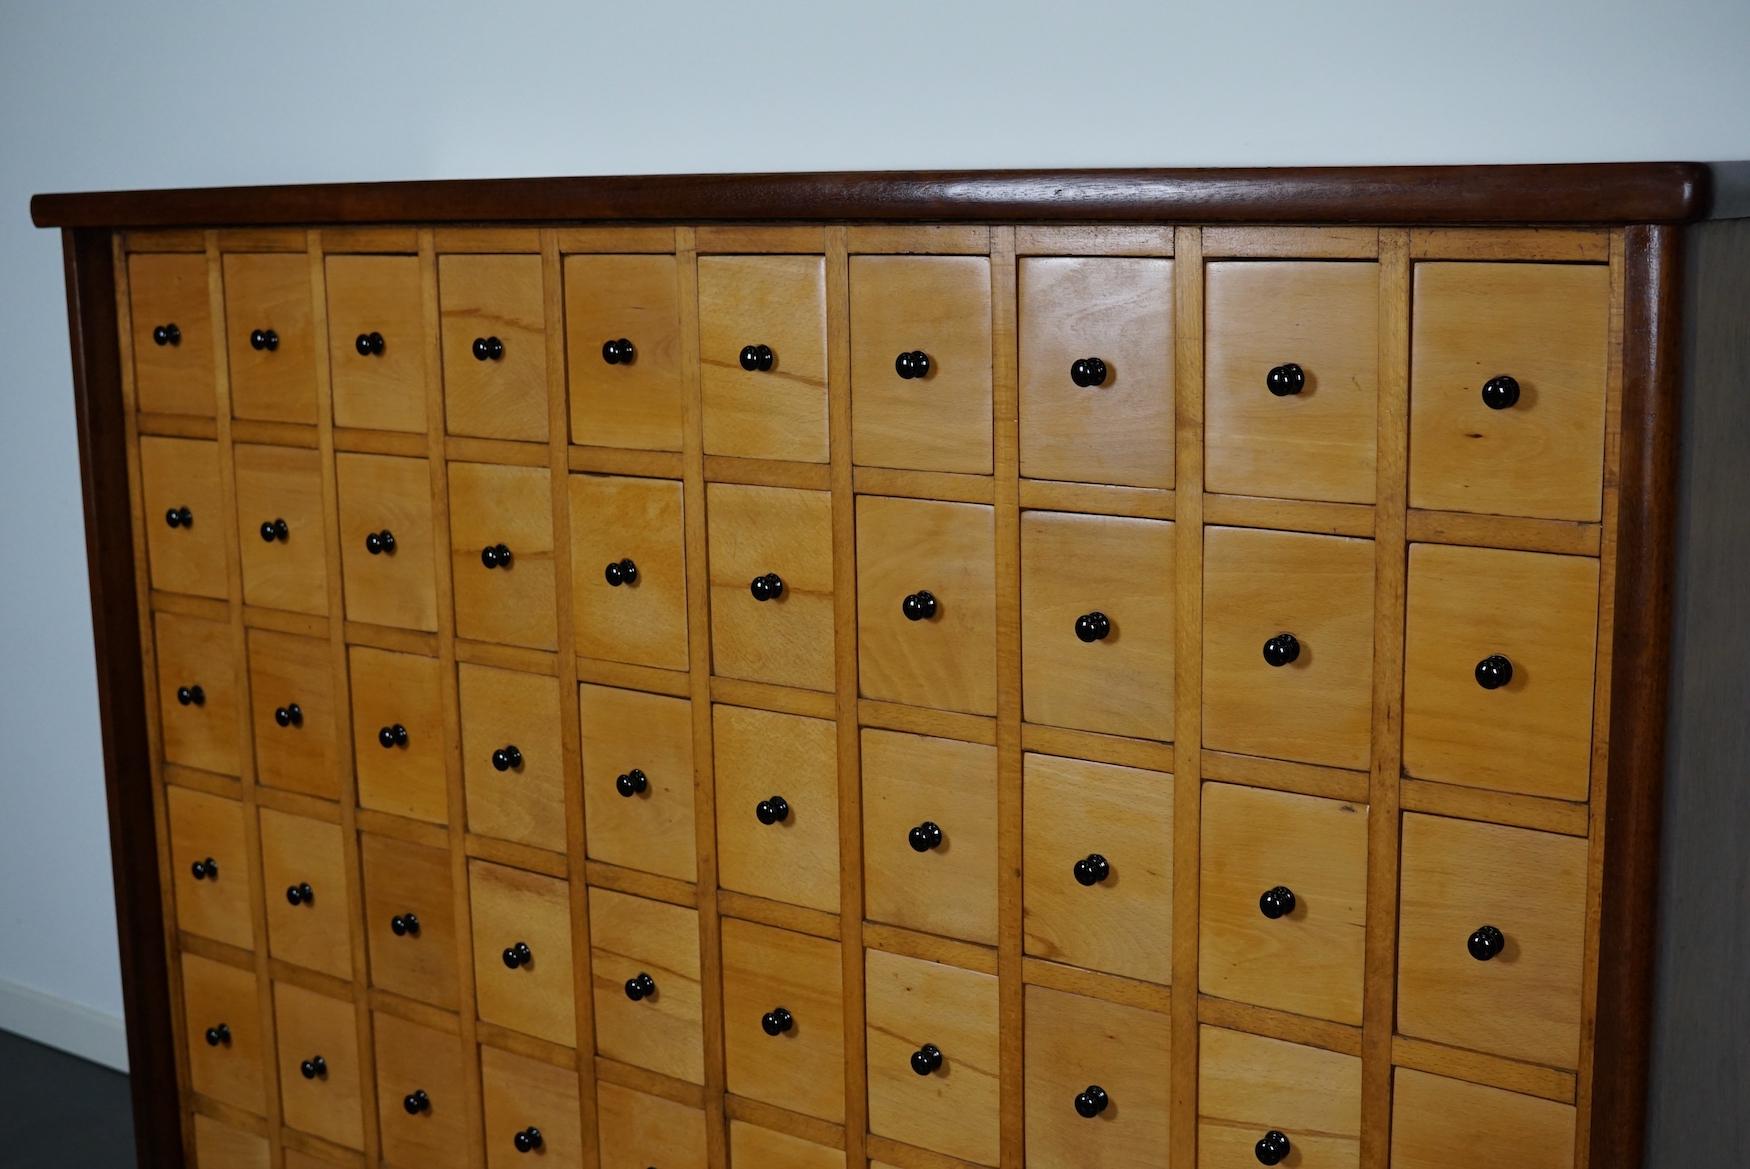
[30, 163, 1723, 230]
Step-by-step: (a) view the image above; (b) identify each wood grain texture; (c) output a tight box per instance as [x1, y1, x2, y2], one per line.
[712, 704, 841, 914]
[437, 252, 549, 442]
[568, 473, 689, 669]
[139, 436, 227, 597]
[457, 663, 566, 851]
[273, 980, 366, 1149]
[370, 1011, 470, 1169]
[705, 482, 835, 691]
[165, 786, 253, 950]
[181, 953, 265, 1114]
[257, 808, 353, 979]
[348, 646, 447, 824]
[720, 918, 846, 1123]
[698, 254, 829, 462]
[1198, 1025, 1362, 1169]
[232, 443, 329, 616]
[596, 1081, 707, 1169]
[480, 1045, 583, 1169]
[325, 254, 428, 433]
[334, 452, 439, 631]
[1023, 985, 1172, 1169]
[1390, 1070, 1574, 1169]
[448, 461, 558, 650]
[469, 860, 578, 1047]
[222, 251, 318, 425]
[588, 888, 705, 1085]
[244, 628, 340, 800]
[565, 253, 684, 451]
[128, 251, 216, 416]
[578, 683, 698, 881]
[359, 832, 460, 1010]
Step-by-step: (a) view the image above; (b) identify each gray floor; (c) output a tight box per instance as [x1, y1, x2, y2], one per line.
[0, 1030, 134, 1167]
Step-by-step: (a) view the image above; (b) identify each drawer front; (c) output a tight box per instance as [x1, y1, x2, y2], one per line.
[865, 948, 1001, 1166]
[706, 483, 834, 691]
[1410, 262, 1610, 521]
[259, 808, 352, 979]
[597, 1082, 707, 1169]
[590, 888, 703, 1083]
[155, 611, 241, 776]
[373, 1012, 469, 1169]
[193, 1115, 269, 1169]
[438, 253, 549, 442]
[129, 252, 215, 416]
[565, 254, 684, 451]
[730, 1120, 846, 1169]
[1024, 985, 1171, 1169]
[336, 452, 438, 631]
[349, 647, 447, 824]
[247, 629, 339, 800]
[849, 255, 993, 474]
[140, 436, 226, 598]
[721, 918, 846, 1123]
[481, 1045, 582, 1169]
[856, 496, 997, 715]
[167, 786, 252, 949]
[233, 443, 328, 616]
[568, 474, 688, 670]
[361, 833, 459, 1009]
[1403, 543, 1598, 801]
[1203, 527, 1376, 770]
[862, 729, 998, 945]
[1390, 1069, 1575, 1169]
[1205, 261, 1380, 504]
[578, 683, 697, 881]
[698, 255, 829, 462]
[450, 462, 557, 650]
[713, 704, 839, 913]
[1021, 511, 1175, 740]
[326, 254, 428, 433]
[274, 981, 364, 1149]
[1197, 1026, 1361, 1169]
[1397, 814, 1586, 1069]
[1018, 257, 1174, 488]
[460, 664, 566, 851]
[469, 860, 576, 1046]
[182, 954, 265, 1114]
[1022, 754, 1173, 984]
[223, 252, 317, 424]
[1200, 783, 1368, 1024]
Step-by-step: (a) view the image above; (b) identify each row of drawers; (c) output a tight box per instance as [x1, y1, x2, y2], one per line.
[131, 251, 1610, 524]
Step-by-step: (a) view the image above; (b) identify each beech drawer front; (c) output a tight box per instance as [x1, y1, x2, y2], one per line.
[1403, 543, 1599, 802]
[167, 786, 252, 950]
[182, 953, 265, 1115]
[449, 461, 558, 650]
[569, 473, 688, 670]
[155, 611, 241, 776]
[706, 482, 834, 692]
[1018, 256, 1175, 489]
[1022, 753, 1173, 984]
[590, 888, 704, 1084]
[438, 253, 549, 442]
[336, 452, 439, 632]
[274, 981, 365, 1150]
[361, 832, 460, 1010]
[1024, 985, 1172, 1169]
[698, 254, 829, 462]
[349, 646, 447, 824]
[469, 860, 576, 1047]
[326, 254, 428, 433]
[1390, 1069, 1575, 1169]
[730, 1121, 846, 1169]
[849, 254, 994, 474]
[1200, 783, 1368, 1025]
[1197, 1026, 1362, 1169]
[193, 1115, 269, 1169]
[129, 252, 215, 417]
[481, 1045, 583, 1169]
[247, 629, 339, 800]
[565, 253, 684, 451]
[459, 664, 565, 852]
[597, 1082, 708, 1169]
[1410, 261, 1610, 522]
[578, 683, 697, 881]
[713, 704, 840, 913]
[259, 808, 352, 979]
[233, 443, 327, 616]
[140, 436, 226, 598]
[373, 1011, 469, 1169]
[223, 252, 317, 424]
[1205, 260, 1380, 504]
[721, 918, 846, 1123]
[1397, 813, 1587, 1070]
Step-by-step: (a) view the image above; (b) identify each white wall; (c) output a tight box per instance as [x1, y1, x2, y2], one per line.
[3, 0, 1749, 1073]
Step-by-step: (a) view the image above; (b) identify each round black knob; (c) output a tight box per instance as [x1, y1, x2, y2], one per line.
[1468, 924, 1506, 961]
[285, 882, 313, 907]
[625, 972, 656, 1001]
[910, 1043, 943, 1076]
[1073, 853, 1111, 887]
[152, 323, 181, 347]
[249, 328, 280, 352]
[355, 331, 385, 357]
[1481, 374, 1521, 410]
[491, 745, 524, 772]
[365, 529, 397, 555]
[1259, 885, 1296, 920]
[300, 1056, 326, 1080]
[1255, 1130, 1292, 1166]
[1475, 654, 1513, 690]
[1262, 633, 1301, 668]
[403, 1089, 430, 1115]
[895, 350, 932, 379]
[164, 506, 193, 529]
[908, 821, 943, 852]
[390, 912, 420, 937]
[750, 572, 785, 601]
[204, 1023, 230, 1047]
[616, 769, 648, 797]
[502, 941, 532, 969]
[761, 1007, 794, 1036]
[513, 1127, 543, 1154]
[604, 558, 639, 586]
[1266, 363, 1306, 397]
[274, 703, 303, 728]
[481, 543, 512, 569]
[176, 684, 205, 707]
[1070, 357, 1109, 388]
[1075, 612, 1111, 643]
[191, 857, 218, 880]
[901, 590, 938, 621]
[755, 796, 790, 825]
[1074, 1085, 1109, 1118]
[472, 336, 504, 362]
[378, 723, 409, 749]
[259, 518, 289, 543]
[739, 343, 775, 372]
[601, 338, 635, 365]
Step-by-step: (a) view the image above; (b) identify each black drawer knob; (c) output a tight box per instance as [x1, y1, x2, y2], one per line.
[364, 529, 396, 555]
[1262, 633, 1300, 668]
[152, 323, 182, 347]
[1070, 357, 1109, 387]
[481, 543, 513, 569]
[191, 857, 218, 880]
[604, 558, 638, 586]
[624, 971, 656, 1001]
[1481, 374, 1521, 410]
[1267, 363, 1306, 397]
[1474, 654, 1513, 690]
[1259, 885, 1296, 920]
[761, 1007, 794, 1036]
[378, 723, 409, 749]
[1468, 924, 1506, 961]
[274, 703, 303, 728]
[739, 343, 775, 372]
[513, 1127, 543, 1154]
[755, 795, 790, 825]
[472, 336, 505, 362]
[616, 769, 648, 797]
[164, 506, 194, 529]
[901, 590, 938, 621]
[750, 572, 785, 601]
[1075, 611, 1111, 643]
[355, 331, 386, 357]
[908, 821, 943, 852]
[176, 684, 206, 707]
[1255, 1130, 1292, 1166]
[259, 517, 289, 543]
[1074, 1085, 1109, 1118]
[895, 350, 932, 379]
[390, 912, 420, 937]
[1073, 853, 1111, 887]
[204, 1023, 230, 1047]
[403, 1089, 430, 1115]
[491, 745, 524, 772]
[300, 1056, 326, 1080]
[249, 328, 280, 352]
[285, 882, 314, 907]
[601, 338, 636, 365]
[502, 941, 532, 969]
[911, 1043, 943, 1076]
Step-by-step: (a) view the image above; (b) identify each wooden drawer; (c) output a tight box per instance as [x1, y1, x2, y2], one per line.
[1022, 754, 1173, 984]
[713, 704, 839, 913]
[1198, 1025, 1361, 1168]
[438, 253, 549, 442]
[1024, 985, 1171, 1169]
[155, 611, 241, 776]
[233, 443, 328, 616]
[349, 646, 447, 824]
[1410, 262, 1610, 522]
[361, 833, 459, 1009]
[1205, 260, 1380, 504]
[1203, 527, 1376, 770]
[730, 1120, 845, 1169]
[1200, 783, 1368, 1024]
[181, 953, 264, 1114]
[578, 683, 697, 882]
[128, 252, 215, 416]
[336, 452, 438, 631]
[698, 255, 829, 462]
[1021, 511, 1175, 740]
[274, 981, 364, 1149]
[849, 255, 993, 474]
[481, 1045, 582, 1169]
[856, 496, 997, 715]
[192, 1114, 269, 1169]
[1018, 257, 1174, 488]
[139, 436, 226, 598]
[706, 482, 834, 691]
[325, 254, 428, 433]
[450, 462, 557, 650]
[564, 254, 683, 451]
[246, 629, 339, 800]
[223, 252, 318, 424]
[373, 1012, 469, 1169]
[568, 473, 688, 670]
[865, 948, 1001, 1166]
[259, 808, 352, 979]
[167, 786, 252, 949]
[469, 860, 576, 1047]
[1390, 1069, 1575, 1169]
[721, 918, 846, 1123]
[597, 1082, 707, 1169]
[1403, 544, 1599, 802]
[862, 728, 998, 945]
[459, 664, 565, 852]
[590, 888, 703, 1083]
[1397, 813, 1587, 1069]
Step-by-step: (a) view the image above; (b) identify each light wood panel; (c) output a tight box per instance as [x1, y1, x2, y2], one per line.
[578, 683, 698, 881]
[1197, 1025, 1361, 1169]
[720, 918, 847, 1123]
[589, 888, 705, 1085]
[348, 646, 447, 824]
[448, 461, 557, 650]
[568, 473, 689, 670]
[130, 251, 217, 416]
[705, 482, 835, 692]
[437, 253, 549, 441]
[1023, 985, 1172, 1169]
[596, 1081, 708, 1169]
[371, 1011, 469, 1169]
[140, 436, 227, 597]
[359, 833, 459, 1011]
[233, 443, 329, 616]
[469, 860, 577, 1047]
[457, 663, 566, 851]
[223, 252, 318, 424]
[712, 704, 840, 914]
[258, 808, 352, 979]
[334, 453, 439, 631]
[273, 981, 365, 1150]
[480, 1045, 584, 1169]
[1389, 1069, 1575, 1169]
[565, 253, 684, 451]
[245, 629, 340, 800]
[698, 254, 830, 462]
[325, 255, 428, 433]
